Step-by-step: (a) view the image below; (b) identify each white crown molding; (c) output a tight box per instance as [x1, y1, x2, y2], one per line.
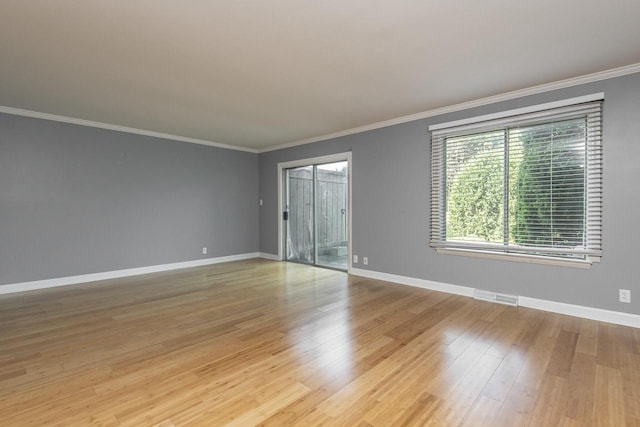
[0, 106, 258, 154]
[0, 252, 259, 295]
[2, 63, 639, 154]
[350, 267, 640, 328]
[259, 62, 640, 153]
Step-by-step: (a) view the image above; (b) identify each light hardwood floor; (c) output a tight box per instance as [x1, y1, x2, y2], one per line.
[0, 259, 638, 426]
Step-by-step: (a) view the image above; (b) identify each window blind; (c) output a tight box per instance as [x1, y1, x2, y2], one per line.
[430, 99, 603, 262]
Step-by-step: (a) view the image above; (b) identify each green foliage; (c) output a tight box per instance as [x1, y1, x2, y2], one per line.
[447, 148, 503, 243]
[446, 119, 586, 248]
[511, 122, 585, 247]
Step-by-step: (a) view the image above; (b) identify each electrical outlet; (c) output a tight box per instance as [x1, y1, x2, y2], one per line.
[619, 289, 631, 303]
[259, 199, 263, 206]
[363, 257, 368, 265]
[202, 247, 207, 255]
[353, 255, 358, 263]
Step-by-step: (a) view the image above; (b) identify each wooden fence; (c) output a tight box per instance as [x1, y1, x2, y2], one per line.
[286, 167, 347, 262]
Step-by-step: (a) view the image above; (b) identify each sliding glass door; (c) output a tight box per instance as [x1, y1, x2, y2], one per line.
[315, 162, 348, 269]
[285, 165, 314, 265]
[285, 161, 348, 271]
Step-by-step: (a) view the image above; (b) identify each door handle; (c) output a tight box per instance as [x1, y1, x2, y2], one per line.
[283, 211, 289, 221]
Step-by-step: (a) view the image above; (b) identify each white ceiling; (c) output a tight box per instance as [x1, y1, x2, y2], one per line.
[1, 1, 640, 151]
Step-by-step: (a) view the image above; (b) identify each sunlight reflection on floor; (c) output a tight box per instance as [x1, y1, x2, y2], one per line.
[283, 263, 355, 383]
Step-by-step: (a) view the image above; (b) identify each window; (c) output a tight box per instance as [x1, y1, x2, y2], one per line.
[430, 95, 603, 266]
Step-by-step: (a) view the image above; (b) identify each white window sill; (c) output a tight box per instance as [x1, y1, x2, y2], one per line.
[436, 248, 593, 269]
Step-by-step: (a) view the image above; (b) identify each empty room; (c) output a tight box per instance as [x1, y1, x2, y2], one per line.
[1, 1, 640, 426]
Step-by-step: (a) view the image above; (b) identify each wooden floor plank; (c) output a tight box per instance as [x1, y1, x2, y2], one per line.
[0, 259, 637, 426]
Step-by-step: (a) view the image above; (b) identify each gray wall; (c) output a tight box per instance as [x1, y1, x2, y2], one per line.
[0, 114, 258, 285]
[3, 72, 638, 315]
[259, 72, 640, 315]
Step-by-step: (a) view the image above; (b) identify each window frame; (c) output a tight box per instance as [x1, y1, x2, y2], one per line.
[429, 93, 603, 268]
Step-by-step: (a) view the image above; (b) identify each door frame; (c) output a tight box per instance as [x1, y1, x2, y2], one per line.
[277, 152, 352, 273]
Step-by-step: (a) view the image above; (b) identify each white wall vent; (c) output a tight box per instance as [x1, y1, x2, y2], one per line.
[473, 289, 519, 306]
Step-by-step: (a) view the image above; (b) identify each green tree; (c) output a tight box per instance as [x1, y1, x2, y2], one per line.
[447, 147, 504, 242]
[511, 120, 585, 248]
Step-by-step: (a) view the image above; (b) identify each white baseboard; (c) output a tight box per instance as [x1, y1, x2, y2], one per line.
[4, 258, 637, 328]
[350, 267, 474, 297]
[258, 252, 280, 261]
[350, 267, 639, 328]
[519, 296, 640, 329]
[0, 252, 259, 295]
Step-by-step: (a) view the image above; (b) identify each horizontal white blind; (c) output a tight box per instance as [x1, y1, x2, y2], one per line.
[444, 130, 505, 244]
[430, 100, 603, 261]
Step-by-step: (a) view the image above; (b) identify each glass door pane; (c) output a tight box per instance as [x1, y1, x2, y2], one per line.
[315, 161, 348, 270]
[286, 166, 314, 264]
